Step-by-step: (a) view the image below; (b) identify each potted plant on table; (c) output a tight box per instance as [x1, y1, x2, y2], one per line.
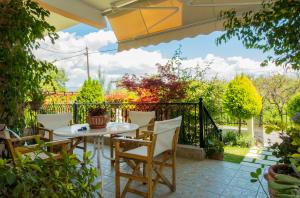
[206, 139, 224, 160]
[87, 106, 109, 129]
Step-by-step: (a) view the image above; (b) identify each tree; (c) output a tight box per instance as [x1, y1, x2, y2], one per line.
[217, 0, 300, 70]
[43, 69, 68, 92]
[287, 93, 300, 118]
[185, 78, 226, 117]
[254, 74, 300, 123]
[76, 79, 104, 103]
[119, 63, 187, 102]
[223, 75, 262, 134]
[0, 0, 58, 129]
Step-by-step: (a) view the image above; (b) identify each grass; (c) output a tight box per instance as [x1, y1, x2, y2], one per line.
[224, 146, 250, 164]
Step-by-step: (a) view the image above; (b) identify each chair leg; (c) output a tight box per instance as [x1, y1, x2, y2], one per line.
[115, 149, 121, 198]
[147, 161, 153, 198]
[83, 137, 87, 153]
[110, 135, 115, 166]
[172, 152, 176, 191]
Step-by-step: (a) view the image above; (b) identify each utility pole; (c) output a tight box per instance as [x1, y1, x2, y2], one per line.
[85, 46, 90, 79]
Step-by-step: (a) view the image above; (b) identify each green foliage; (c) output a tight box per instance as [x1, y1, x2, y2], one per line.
[0, 0, 58, 129]
[269, 174, 300, 197]
[254, 75, 300, 124]
[223, 131, 254, 148]
[287, 93, 300, 118]
[250, 167, 269, 197]
[206, 139, 224, 157]
[271, 133, 298, 164]
[185, 79, 226, 116]
[217, 0, 300, 70]
[43, 69, 68, 92]
[223, 75, 262, 133]
[0, 145, 101, 197]
[76, 79, 105, 103]
[236, 133, 254, 148]
[223, 131, 237, 146]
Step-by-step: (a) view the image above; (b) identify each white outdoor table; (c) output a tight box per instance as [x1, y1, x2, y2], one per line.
[53, 122, 139, 196]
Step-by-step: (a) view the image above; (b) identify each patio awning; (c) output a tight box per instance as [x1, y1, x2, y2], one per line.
[38, 0, 262, 50]
[37, 0, 107, 30]
[105, 0, 262, 51]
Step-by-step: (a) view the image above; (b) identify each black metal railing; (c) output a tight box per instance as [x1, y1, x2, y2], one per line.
[37, 98, 221, 148]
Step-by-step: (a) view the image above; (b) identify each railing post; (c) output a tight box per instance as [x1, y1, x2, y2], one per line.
[73, 101, 78, 124]
[199, 97, 205, 148]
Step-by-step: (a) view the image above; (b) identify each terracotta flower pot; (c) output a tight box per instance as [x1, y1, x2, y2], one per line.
[209, 153, 224, 160]
[264, 164, 294, 198]
[29, 101, 42, 111]
[87, 115, 109, 129]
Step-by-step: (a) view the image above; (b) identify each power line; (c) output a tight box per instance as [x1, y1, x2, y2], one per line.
[39, 47, 85, 54]
[51, 48, 118, 63]
[51, 53, 85, 63]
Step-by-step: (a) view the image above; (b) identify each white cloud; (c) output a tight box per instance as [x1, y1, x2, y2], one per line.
[34, 30, 288, 91]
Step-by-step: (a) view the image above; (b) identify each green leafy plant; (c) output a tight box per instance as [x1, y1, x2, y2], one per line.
[217, 0, 300, 70]
[76, 79, 105, 104]
[287, 93, 300, 118]
[0, 0, 58, 130]
[223, 131, 237, 146]
[88, 106, 107, 116]
[250, 167, 269, 197]
[0, 144, 101, 197]
[236, 133, 254, 148]
[269, 174, 300, 197]
[206, 139, 224, 157]
[222, 75, 262, 134]
[271, 133, 298, 164]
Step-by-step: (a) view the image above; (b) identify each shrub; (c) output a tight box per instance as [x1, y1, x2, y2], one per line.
[206, 139, 224, 157]
[223, 131, 237, 145]
[76, 79, 104, 103]
[287, 92, 300, 118]
[271, 133, 297, 164]
[0, 146, 101, 197]
[222, 75, 262, 134]
[236, 133, 254, 148]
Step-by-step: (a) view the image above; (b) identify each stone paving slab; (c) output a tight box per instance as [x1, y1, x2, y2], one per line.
[243, 157, 254, 162]
[256, 154, 266, 160]
[267, 156, 280, 162]
[249, 149, 260, 154]
[241, 162, 262, 168]
[246, 153, 260, 158]
[261, 151, 273, 156]
[255, 159, 277, 166]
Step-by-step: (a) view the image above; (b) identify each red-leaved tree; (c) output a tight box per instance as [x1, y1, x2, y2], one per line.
[119, 62, 187, 103]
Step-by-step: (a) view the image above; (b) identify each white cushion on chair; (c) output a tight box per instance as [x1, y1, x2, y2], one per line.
[125, 146, 148, 157]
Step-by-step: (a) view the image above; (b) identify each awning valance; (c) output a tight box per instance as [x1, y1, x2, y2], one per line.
[106, 0, 261, 51]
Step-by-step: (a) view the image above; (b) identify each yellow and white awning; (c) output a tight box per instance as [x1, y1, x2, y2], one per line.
[38, 0, 262, 51]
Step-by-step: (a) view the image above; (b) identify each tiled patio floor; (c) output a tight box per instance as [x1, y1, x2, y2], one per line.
[74, 144, 268, 198]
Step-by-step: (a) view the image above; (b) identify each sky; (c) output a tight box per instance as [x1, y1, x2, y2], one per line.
[34, 23, 287, 91]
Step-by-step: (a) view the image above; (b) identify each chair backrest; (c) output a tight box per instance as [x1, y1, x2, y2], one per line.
[128, 111, 155, 131]
[153, 116, 182, 157]
[37, 113, 72, 130]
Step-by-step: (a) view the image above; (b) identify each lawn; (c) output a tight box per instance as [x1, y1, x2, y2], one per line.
[224, 146, 250, 163]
